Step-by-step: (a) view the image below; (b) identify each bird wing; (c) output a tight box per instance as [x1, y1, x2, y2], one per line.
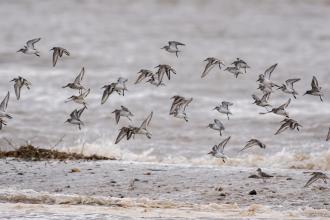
[240, 139, 257, 152]
[274, 122, 290, 135]
[326, 128, 330, 141]
[77, 106, 86, 118]
[261, 93, 270, 102]
[113, 110, 120, 124]
[139, 112, 153, 130]
[155, 66, 166, 83]
[70, 109, 79, 120]
[101, 86, 112, 104]
[52, 48, 59, 67]
[311, 76, 319, 90]
[26, 38, 41, 49]
[218, 136, 231, 152]
[264, 63, 278, 79]
[0, 91, 10, 112]
[74, 67, 85, 84]
[278, 98, 291, 109]
[135, 71, 151, 84]
[285, 78, 300, 90]
[214, 119, 224, 128]
[115, 128, 129, 144]
[14, 82, 21, 100]
[169, 41, 185, 46]
[201, 60, 216, 78]
[81, 88, 90, 98]
[304, 174, 321, 187]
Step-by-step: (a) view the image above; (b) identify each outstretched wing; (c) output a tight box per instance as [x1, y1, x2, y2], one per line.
[113, 110, 120, 124]
[14, 82, 21, 100]
[115, 128, 129, 144]
[26, 38, 41, 49]
[274, 122, 290, 135]
[240, 139, 257, 152]
[101, 87, 111, 105]
[0, 91, 10, 112]
[311, 76, 319, 90]
[278, 98, 291, 109]
[52, 48, 60, 67]
[139, 112, 153, 130]
[264, 63, 277, 79]
[82, 88, 90, 98]
[304, 174, 321, 187]
[201, 60, 215, 78]
[285, 78, 300, 90]
[214, 119, 224, 129]
[74, 67, 85, 84]
[218, 136, 231, 152]
[77, 106, 87, 118]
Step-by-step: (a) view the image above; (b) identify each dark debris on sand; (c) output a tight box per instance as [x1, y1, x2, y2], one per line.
[0, 145, 115, 161]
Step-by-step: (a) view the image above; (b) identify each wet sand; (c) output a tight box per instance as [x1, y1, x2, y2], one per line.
[0, 159, 329, 219]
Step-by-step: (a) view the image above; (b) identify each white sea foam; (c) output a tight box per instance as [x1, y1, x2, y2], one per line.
[66, 142, 330, 170]
[0, 189, 329, 219]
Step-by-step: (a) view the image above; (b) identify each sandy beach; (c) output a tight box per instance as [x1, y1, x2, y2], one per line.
[0, 159, 329, 219]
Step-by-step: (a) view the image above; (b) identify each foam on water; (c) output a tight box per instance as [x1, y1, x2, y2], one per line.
[0, 189, 329, 219]
[66, 142, 330, 170]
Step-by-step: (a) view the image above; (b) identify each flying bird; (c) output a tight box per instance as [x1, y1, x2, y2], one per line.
[65, 106, 87, 130]
[62, 67, 86, 93]
[17, 38, 41, 56]
[208, 136, 231, 163]
[240, 139, 266, 152]
[252, 93, 271, 108]
[277, 78, 300, 99]
[0, 92, 12, 119]
[10, 76, 31, 100]
[207, 119, 225, 136]
[274, 118, 302, 135]
[231, 58, 250, 73]
[304, 76, 324, 102]
[65, 88, 90, 106]
[161, 41, 185, 57]
[112, 106, 134, 124]
[260, 98, 291, 117]
[214, 101, 233, 120]
[201, 57, 225, 78]
[224, 66, 244, 78]
[304, 172, 328, 187]
[51, 47, 70, 67]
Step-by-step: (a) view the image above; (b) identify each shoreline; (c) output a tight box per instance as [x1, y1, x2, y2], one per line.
[0, 159, 329, 219]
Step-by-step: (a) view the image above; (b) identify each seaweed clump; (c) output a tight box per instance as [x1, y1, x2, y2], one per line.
[0, 145, 115, 161]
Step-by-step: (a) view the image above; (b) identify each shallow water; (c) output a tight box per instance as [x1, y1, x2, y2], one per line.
[0, 0, 330, 179]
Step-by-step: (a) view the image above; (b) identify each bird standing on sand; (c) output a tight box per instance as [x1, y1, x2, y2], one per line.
[304, 76, 324, 102]
[10, 76, 32, 100]
[0, 92, 12, 119]
[65, 88, 90, 106]
[201, 57, 225, 78]
[240, 139, 266, 152]
[277, 78, 300, 99]
[304, 172, 328, 187]
[214, 101, 233, 120]
[62, 67, 86, 93]
[274, 118, 302, 135]
[51, 47, 70, 67]
[208, 136, 231, 163]
[65, 106, 87, 130]
[257, 168, 273, 179]
[112, 106, 134, 124]
[208, 119, 225, 136]
[260, 98, 291, 117]
[17, 38, 41, 56]
[161, 41, 185, 58]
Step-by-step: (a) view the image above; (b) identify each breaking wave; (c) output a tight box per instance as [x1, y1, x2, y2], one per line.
[66, 143, 330, 171]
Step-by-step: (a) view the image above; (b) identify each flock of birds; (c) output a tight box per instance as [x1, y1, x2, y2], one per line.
[0, 38, 329, 187]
